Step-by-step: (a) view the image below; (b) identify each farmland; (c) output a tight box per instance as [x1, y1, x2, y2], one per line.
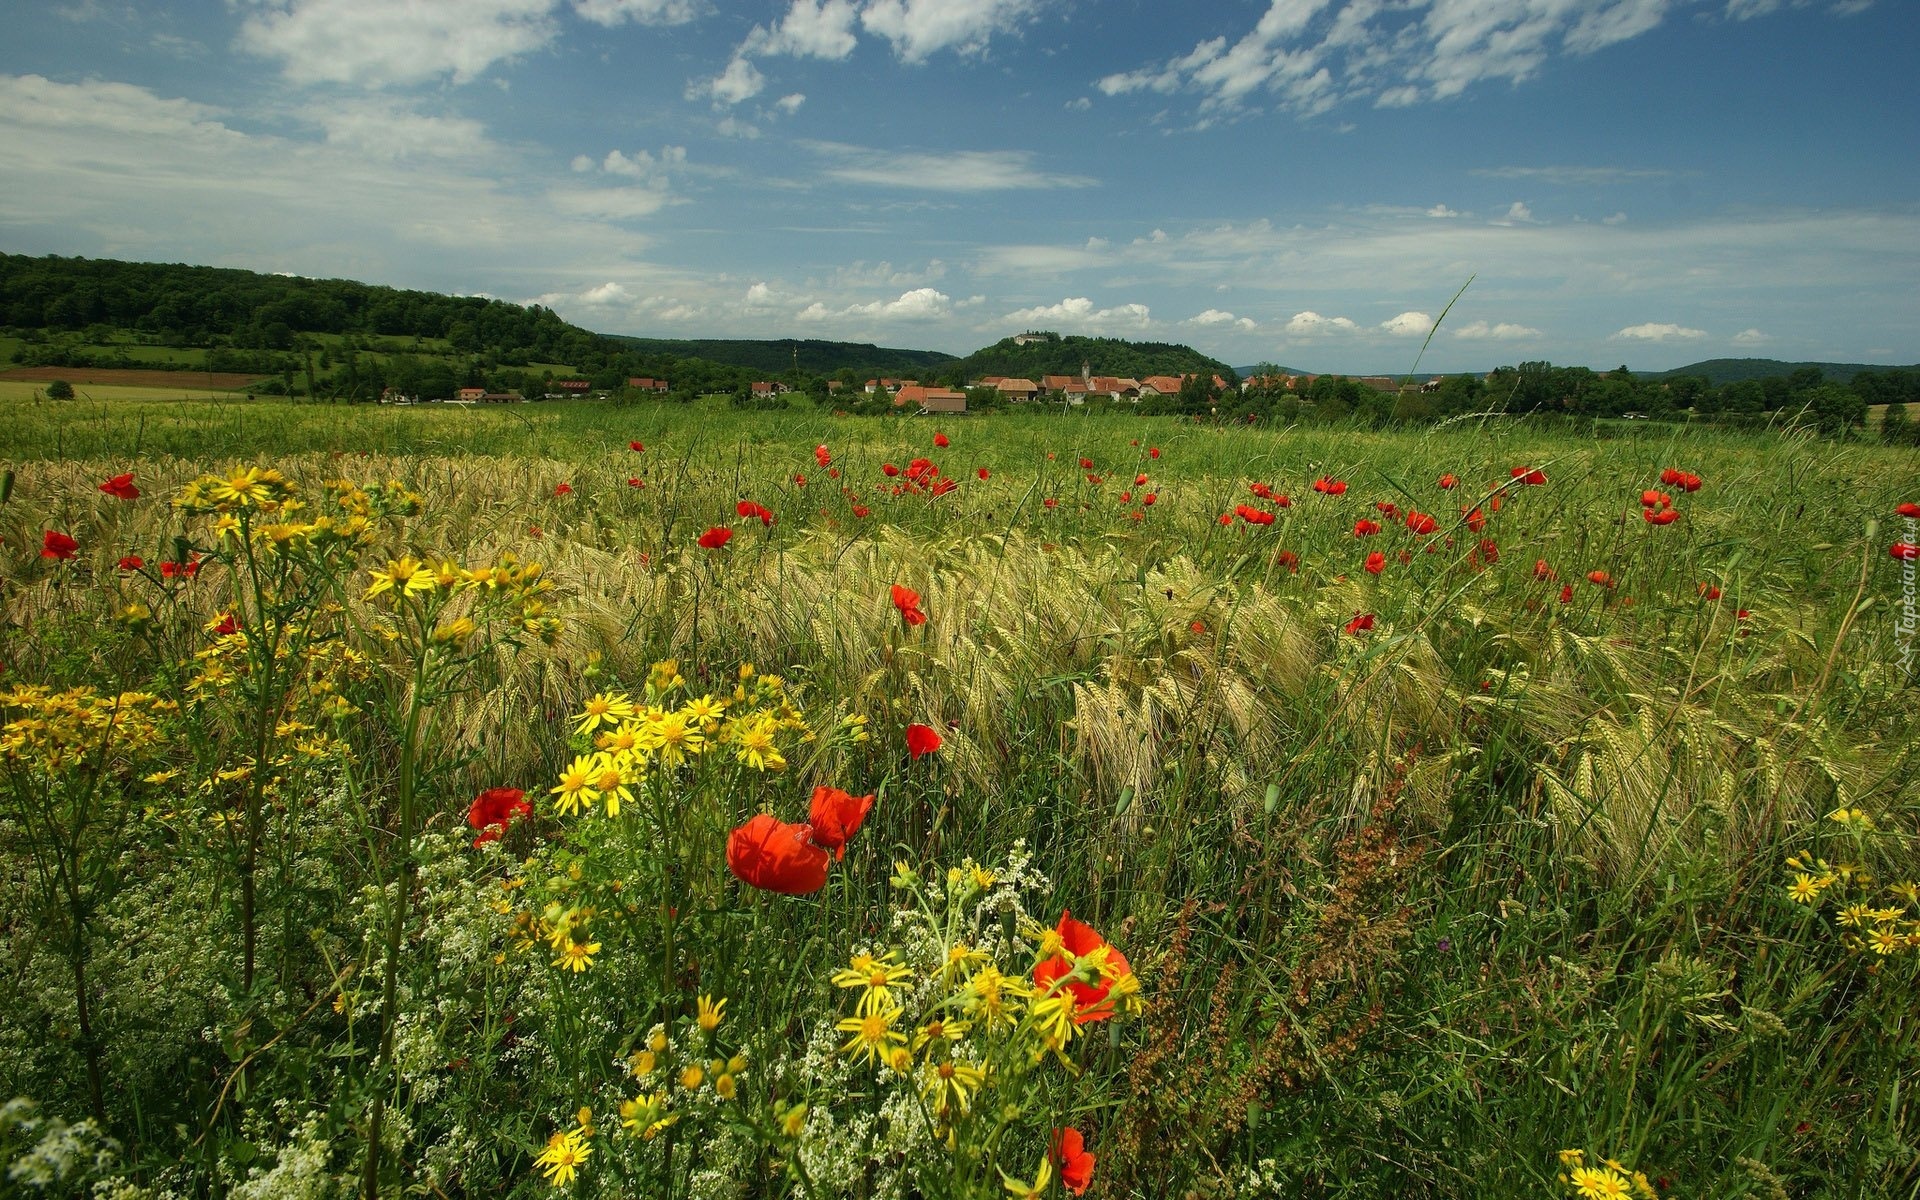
[0, 396, 1916, 1199]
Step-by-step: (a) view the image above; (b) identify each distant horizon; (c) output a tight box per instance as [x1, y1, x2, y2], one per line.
[4, 2, 1916, 374]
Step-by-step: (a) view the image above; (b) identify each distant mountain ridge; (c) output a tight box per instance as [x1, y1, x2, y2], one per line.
[1648, 358, 1920, 386]
[957, 334, 1230, 382]
[606, 335, 954, 377]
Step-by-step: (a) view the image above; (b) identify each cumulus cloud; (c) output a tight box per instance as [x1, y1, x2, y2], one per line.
[1613, 322, 1708, 341]
[689, 56, 766, 105]
[1731, 327, 1771, 345]
[1001, 296, 1152, 332]
[1491, 200, 1534, 225]
[570, 0, 701, 26]
[806, 142, 1096, 190]
[741, 0, 861, 60]
[1381, 310, 1433, 336]
[775, 92, 807, 113]
[1283, 311, 1359, 336]
[799, 286, 953, 321]
[1186, 308, 1257, 331]
[1452, 320, 1542, 340]
[1426, 203, 1461, 218]
[236, 0, 558, 87]
[577, 281, 633, 304]
[859, 0, 1043, 63]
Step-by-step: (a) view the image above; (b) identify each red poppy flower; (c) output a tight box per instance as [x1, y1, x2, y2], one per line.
[930, 476, 957, 497]
[1120, 491, 1133, 503]
[1644, 508, 1679, 525]
[737, 500, 774, 526]
[1462, 507, 1486, 532]
[1895, 502, 1920, 518]
[1217, 512, 1233, 526]
[1698, 582, 1722, 600]
[1438, 473, 1458, 489]
[1250, 482, 1273, 499]
[211, 613, 238, 636]
[98, 472, 140, 500]
[117, 555, 144, 572]
[726, 814, 830, 895]
[629, 440, 645, 451]
[1273, 493, 1292, 508]
[41, 530, 78, 560]
[553, 483, 573, 496]
[815, 444, 832, 467]
[977, 467, 990, 480]
[161, 555, 201, 580]
[1892, 543, 1920, 561]
[1079, 457, 1094, 470]
[1477, 538, 1499, 565]
[1641, 489, 1671, 509]
[1533, 559, 1555, 581]
[1365, 551, 1386, 575]
[1511, 466, 1547, 485]
[627, 477, 644, 488]
[1344, 612, 1374, 635]
[1313, 477, 1347, 496]
[1375, 501, 1398, 517]
[1033, 911, 1131, 1022]
[468, 787, 531, 847]
[1134, 473, 1149, 486]
[1142, 493, 1157, 506]
[807, 786, 874, 860]
[697, 527, 733, 549]
[1353, 519, 1381, 537]
[891, 584, 928, 626]
[934, 432, 950, 448]
[882, 463, 901, 477]
[1276, 550, 1299, 573]
[1051, 1128, 1096, 1196]
[1044, 497, 1059, 509]
[1149, 446, 1160, 459]
[851, 504, 871, 518]
[905, 722, 943, 760]
[793, 473, 807, 486]
[1661, 468, 1703, 492]
[1560, 584, 1574, 604]
[1587, 570, 1614, 587]
[1405, 511, 1439, 535]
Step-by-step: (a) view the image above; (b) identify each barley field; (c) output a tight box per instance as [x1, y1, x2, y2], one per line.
[1, 395, 1916, 1199]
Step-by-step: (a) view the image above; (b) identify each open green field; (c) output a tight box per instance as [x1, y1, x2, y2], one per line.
[0, 398, 1916, 1198]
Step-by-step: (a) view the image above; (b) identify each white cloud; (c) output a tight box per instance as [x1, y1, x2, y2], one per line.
[690, 56, 766, 105]
[806, 142, 1096, 190]
[1283, 310, 1359, 336]
[1426, 203, 1461, 218]
[775, 92, 807, 113]
[1065, 96, 1091, 111]
[1186, 308, 1257, 331]
[1492, 200, 1534, 224]
[305, 101, 492, 160]
[577, 281, 633, 304]
[745, 281, 779, 306]
[235, 0, 558, 88]
[1452, 320, 1542, 340]
[1381, 310, 1433, 336]
[715, 116, 761, 138]
[1092, 0, 1757, 116]
[1613, 322, 1708, 341]
[595, 145, 686, 180]
[569, 0, 701, 26]
[742, 0, 861, 59]
[800, 286, 954, 321]
[1001, 297, 1152, 332]
[1731, 327, 1771, 345]
[1602, 211, 1627, 225]
[859, 0, 1042, 63]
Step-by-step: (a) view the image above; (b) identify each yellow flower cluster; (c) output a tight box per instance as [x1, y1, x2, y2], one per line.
[549, 663, 819, 817]
[1556, 1150, 1658, 1200]
[1784, 852, 1919, 957]
[0, 685, 176, 774]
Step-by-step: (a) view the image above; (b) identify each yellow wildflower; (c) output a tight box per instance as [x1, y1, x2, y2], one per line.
[1569, 1166, 1632, 1199]
[532, 1130, 591, 1188]
[836, 1004, 907, 1069]
[697, 994, 728, 1034]
[553, 939, 601, 972]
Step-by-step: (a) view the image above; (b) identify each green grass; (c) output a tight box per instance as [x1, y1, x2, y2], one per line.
[0, 397, 1915, 1198]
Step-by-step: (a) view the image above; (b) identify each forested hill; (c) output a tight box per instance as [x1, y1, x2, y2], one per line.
[956, 334, 1232, 381]
[609, 336, 954, 377]
[1652, 358, 1919, 386]
[0, 252, 619, 364]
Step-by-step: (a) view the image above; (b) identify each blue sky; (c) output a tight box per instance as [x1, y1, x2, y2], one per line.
[2, 0, 1915, 373]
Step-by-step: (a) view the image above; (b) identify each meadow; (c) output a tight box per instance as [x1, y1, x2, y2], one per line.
[0, 394, 1916, 1199]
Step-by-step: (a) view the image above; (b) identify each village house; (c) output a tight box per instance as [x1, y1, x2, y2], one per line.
[456, 387, 486, 402]
[990, 377, 1039, 402]
[626, 376, 670, 393]
[894, 384, 967, 413]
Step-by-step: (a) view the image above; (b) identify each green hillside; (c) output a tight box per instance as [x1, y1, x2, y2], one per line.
[1652, 357, 1920, 386]
[607, 336, 954, 377]
[956, 334, 1232, 381]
